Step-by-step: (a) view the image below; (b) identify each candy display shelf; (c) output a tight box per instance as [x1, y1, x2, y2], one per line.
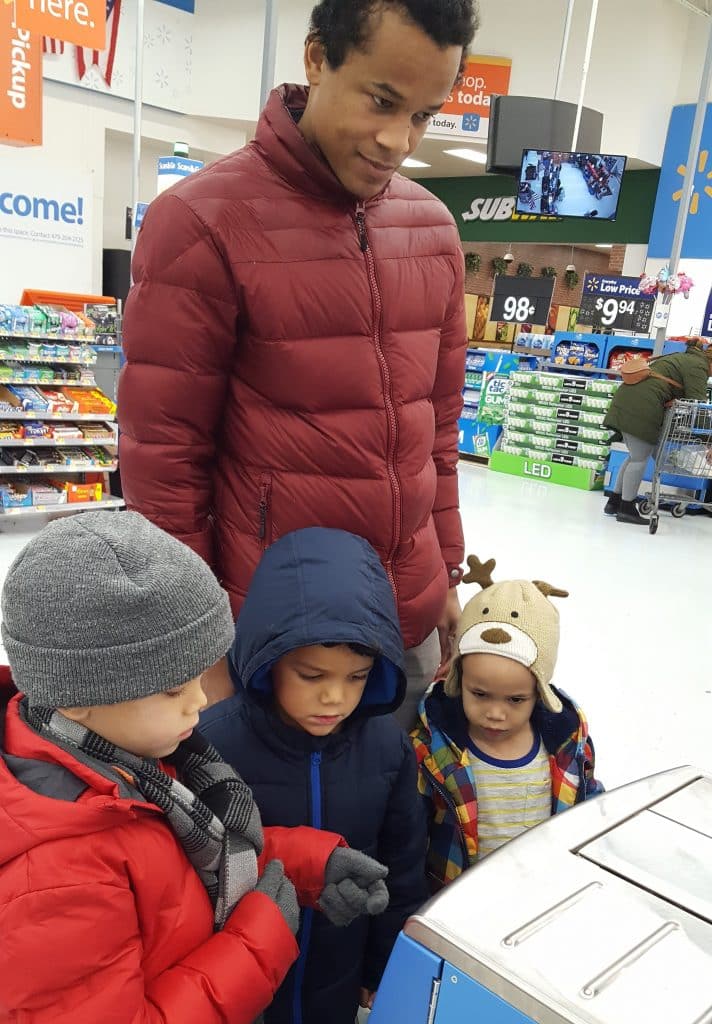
[0, 323, 122, 520]
[0, 496, 125, 518]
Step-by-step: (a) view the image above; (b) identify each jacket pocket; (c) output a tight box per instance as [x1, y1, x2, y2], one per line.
[258, 474, 273, 550]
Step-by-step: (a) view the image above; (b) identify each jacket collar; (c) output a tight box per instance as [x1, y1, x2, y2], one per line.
[254, 84, 390, 208]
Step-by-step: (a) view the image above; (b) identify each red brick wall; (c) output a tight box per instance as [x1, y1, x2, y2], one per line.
[463, 242, 621, 307]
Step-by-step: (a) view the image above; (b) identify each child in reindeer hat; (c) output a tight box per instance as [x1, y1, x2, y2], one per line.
[411, 555, 602, 891]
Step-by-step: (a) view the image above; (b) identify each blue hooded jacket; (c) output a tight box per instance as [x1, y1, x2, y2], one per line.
[200, 528, 428, 1024]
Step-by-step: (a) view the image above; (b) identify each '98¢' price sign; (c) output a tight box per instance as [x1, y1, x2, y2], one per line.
[490, 276, 556, 327]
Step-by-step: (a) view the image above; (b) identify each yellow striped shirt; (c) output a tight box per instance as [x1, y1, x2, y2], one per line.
[468, 736, 552, 859]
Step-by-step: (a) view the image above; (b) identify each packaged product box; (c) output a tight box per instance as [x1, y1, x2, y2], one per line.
[24, 422, 51, 439]
[41, 389, 78, 414]
[0, 483, 32, 509]
[49, 480, 103, 503]
[32, 484, 67, 506]
[5, 386, 48, 413]
[61, 387, 116, 415]
[0, 307, 30, 336]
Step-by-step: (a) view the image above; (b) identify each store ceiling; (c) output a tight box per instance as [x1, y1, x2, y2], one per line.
[398, 137, 658, 180]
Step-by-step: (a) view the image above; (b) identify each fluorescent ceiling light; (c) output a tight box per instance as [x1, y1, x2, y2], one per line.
[443, 148, 488, 165]
[402, 157, 431, 168]
[595, 243, 613, 249]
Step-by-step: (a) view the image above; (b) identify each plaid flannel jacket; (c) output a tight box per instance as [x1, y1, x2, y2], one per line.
[410, 683, 602, 890]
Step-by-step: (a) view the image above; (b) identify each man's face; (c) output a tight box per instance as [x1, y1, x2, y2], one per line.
[300, 6, 463, 200]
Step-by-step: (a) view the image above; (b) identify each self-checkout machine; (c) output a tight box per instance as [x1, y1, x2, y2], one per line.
[370, 767, 712, 1024]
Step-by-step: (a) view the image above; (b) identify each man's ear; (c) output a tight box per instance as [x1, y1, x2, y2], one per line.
[304, 34, 327, 86]
[57, 707, 91, 724]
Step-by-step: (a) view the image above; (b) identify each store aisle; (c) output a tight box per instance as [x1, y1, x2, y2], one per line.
[457, 461, 712, 788]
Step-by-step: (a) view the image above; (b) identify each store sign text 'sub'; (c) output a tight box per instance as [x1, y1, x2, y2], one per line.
[14, 0, 106, 49]
[1, 2, 42, 146]
[462, 197, 562, 224]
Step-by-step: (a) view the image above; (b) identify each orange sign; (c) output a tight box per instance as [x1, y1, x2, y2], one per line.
[1, 1, 42, 146]
[14, 0, 106, 49]
[429, 55, 512, 140]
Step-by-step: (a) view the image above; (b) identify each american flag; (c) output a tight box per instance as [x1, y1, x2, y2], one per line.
[76, 0, 122, 88]
[42, 38, 65, 55]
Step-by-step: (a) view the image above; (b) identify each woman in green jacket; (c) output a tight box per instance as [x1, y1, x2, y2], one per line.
[603, 339, 712, 525]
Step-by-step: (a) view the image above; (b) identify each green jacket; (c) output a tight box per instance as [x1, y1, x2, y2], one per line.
[604, 348, 710, 445]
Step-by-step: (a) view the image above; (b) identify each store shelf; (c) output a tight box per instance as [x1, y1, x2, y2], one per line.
[0, 436, 116, 447]
[0, 351, 97, 365]
[0, 377, 96, 387]
[0, 411, 115, 421]
[0, 462, 118, 475]
[0, 496, 125, 517]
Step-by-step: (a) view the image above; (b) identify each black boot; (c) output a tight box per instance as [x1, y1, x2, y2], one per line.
[616, 500, 649, 526]
[603, 493, 621, 516]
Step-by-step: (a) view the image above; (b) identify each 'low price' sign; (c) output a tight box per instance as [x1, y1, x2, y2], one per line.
[576, 274, 655, 334]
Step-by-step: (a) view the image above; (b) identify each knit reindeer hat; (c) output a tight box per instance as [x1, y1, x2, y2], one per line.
[445, 556, 569, 714]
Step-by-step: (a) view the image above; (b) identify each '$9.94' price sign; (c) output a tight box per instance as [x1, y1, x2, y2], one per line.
[490, 276, 556, 328]
[594, 297, 636, 326]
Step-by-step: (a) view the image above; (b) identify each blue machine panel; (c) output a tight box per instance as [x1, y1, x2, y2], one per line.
[435, 966, 535, 1023]
[370, 935, 443, 1024]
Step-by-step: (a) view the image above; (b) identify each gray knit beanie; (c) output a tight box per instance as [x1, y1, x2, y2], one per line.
[1, 511, 236, 708]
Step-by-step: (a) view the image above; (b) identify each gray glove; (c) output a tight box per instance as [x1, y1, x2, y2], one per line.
[318, 848, 389, 927]
[255, 860, 300, 935]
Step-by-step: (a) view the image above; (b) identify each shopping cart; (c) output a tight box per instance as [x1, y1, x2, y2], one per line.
[643, 399, 712, 534]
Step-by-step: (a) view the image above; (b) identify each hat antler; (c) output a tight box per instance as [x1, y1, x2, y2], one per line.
[462, 555, 496, 589]
[533, 581, 569, 599]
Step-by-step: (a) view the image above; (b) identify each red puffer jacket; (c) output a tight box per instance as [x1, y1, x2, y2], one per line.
[119, 85, 466, 649]
[0, 694, 344, 1024]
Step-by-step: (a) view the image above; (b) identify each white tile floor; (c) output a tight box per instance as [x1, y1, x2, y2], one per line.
[457, 460, 712, 788]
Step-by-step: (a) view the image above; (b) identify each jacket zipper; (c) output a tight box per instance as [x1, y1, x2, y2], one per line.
[291, 751, 322, 1024]
[258, 474, 272, 549]
[423, 764, 470, 864]
[355, 202, 401, 599]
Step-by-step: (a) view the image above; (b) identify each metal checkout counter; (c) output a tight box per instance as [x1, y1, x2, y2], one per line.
[370, 767, 712, 1024]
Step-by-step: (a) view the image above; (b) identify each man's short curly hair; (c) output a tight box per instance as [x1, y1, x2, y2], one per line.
[308, 0, 480, 70]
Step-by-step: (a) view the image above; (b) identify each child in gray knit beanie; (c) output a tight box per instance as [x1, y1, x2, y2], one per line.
[0, 511, 388, 1024]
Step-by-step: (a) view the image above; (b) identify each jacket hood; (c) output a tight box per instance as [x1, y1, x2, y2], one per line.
[0, 696, 152, 869]
[230, 528, 406, 718]
[417, 681, 586, 756]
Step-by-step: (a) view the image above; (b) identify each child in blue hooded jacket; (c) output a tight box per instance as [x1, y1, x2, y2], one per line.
[200, 528, 428, 1024]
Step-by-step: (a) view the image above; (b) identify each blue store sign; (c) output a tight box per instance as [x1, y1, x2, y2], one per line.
[701, 287, 712, 337]
[648, 104, 712, 259]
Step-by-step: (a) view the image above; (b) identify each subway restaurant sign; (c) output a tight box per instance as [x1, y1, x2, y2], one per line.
[422, 171, 659, 244]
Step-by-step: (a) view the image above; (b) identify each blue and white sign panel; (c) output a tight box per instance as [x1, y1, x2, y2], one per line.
[156, 156, 204, 195]
[648, 103, 712, 259]
[701, 287, 712, 338]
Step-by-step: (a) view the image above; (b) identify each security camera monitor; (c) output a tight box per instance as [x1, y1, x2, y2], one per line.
[516, 149, 627, 220]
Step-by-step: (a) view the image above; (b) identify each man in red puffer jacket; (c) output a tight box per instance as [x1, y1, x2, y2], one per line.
[119, 0, 480, 727]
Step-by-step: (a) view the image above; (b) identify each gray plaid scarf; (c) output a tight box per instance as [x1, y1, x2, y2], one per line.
[24, 701, 263, 931]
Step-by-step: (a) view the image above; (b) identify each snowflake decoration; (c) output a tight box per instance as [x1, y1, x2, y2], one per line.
[112, 69, 126, 90]
[156, 24, 172, 45]
[185, 34, 193, 60]
[144, 31, 156, 48]
[83, 65, 104, 90]
[154, 68, 169, 89]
